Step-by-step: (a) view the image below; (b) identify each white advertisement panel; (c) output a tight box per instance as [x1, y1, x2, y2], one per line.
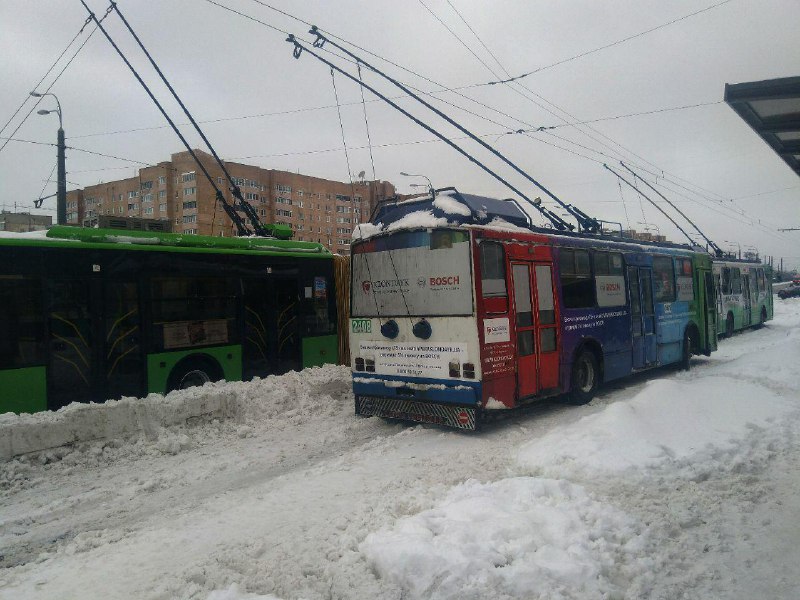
[595, 275, 626, 307]
[676, 276, 694, 302]
[359, 341, 467, 378]
[351, 236, 473, 316]
[483, 317, 511, 343]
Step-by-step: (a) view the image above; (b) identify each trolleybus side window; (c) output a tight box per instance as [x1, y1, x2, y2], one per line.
[480, 241, 508, 312]
[721, 267, 731, 295]
[731, 268, 742, 294]
[653, 256, 675, 302]
[535, 265, 557, 352]
[559, 248, 593, 308]
[675, 257, 694, 301]
[756, 268, 765, 293]
[593, 251, 626, 307]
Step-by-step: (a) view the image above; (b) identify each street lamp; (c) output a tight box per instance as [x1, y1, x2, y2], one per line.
[637, 221, 660, 236]
[31, 91, 66, 225]
[400, 172, 435, 198]
[723, 240, 741, 259]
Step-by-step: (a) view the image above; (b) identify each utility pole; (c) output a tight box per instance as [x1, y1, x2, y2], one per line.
[57, 125, 66, 225]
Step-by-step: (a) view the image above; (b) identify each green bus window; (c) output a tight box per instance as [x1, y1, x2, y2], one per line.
[0, 278, 45, 369]
[721, 267, 731, 295]
[731, 268, 742, 294]
[653, 256, 676, 302]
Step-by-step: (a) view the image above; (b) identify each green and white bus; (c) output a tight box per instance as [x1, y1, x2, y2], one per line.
[0, 226, 342, 414]
[712, 259, 773, 337]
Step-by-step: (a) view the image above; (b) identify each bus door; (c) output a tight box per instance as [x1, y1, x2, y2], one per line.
[702, 271, 718, 352]
[47, 279, 96, 408]
[511, 262, 559, 399]
[628, 266, 657, 369]
[741, 274, 752, 326]
[102, 280, 142, 399]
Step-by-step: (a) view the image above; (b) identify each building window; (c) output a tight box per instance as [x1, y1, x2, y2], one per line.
[276, 184, 292, 193]
[182, 228, 198, 234]
[276, 209, 292, 217]
[182, 214, 197, 223]
[159, 190, 166, 199]
[245, 192, 259, 201]
[144, 207, 154, 215]
[183, 201, 197, 210]
[141, 180, 153, 190]
[276, 196, 292, 205]
[335, 194, 351, 202]
[181, 171, 196, 183]
[128, 203, 138, 211]
[128, 190, 138, 199]
[159, 203, 166, 212]
[158, 176, 166, 186]
[183, 187, 196, 196]
[143, 193, 153, 203]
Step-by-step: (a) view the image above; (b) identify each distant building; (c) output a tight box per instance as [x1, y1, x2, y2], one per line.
[65, 149, 396, 255]
[0, 210, 52, 232]
[621, 229, 668, 243]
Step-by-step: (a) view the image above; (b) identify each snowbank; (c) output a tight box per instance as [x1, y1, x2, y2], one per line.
[0, 365, 351, 462]
[516, 376, 795, 478]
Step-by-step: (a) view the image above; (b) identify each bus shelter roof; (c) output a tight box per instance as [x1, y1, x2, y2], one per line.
[724, 76, 800, 179]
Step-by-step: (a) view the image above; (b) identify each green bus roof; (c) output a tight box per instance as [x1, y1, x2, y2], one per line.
[0, 226, 333, 258]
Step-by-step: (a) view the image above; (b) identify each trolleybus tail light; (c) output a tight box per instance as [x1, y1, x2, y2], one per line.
[354, 357, 365, 372]
[365, 358, 376, 373]
[463, 363, 475, 379]
[449, 361, 461, 378]
[381, 319, 399, 339]
[413, 319, 432, 340]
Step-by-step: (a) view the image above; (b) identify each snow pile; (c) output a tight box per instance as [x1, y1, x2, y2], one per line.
[361, 477, 648, 599]
[385, 210, 450, 232]
[0, 365, 352, 462]
[516, 376, 795, 478]
[432, 193, 471, 216]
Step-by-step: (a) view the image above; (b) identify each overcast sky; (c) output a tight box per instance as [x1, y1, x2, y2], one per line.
[1, 0, 798, 268]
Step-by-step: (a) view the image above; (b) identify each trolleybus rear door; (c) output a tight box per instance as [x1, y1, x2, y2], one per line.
[511, 262, 559, 398]
[629, 266, 657, 369]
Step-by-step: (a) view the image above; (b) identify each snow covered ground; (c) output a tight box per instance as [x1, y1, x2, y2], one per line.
[1, 299, 799, 600]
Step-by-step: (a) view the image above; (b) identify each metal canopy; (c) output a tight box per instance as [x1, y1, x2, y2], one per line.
[724, 76, 800, 178]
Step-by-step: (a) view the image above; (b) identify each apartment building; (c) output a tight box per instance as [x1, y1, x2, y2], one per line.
[66, 149, 396, 255]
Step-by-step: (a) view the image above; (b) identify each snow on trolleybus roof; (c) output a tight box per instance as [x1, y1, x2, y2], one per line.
[356, 187, 709, 255]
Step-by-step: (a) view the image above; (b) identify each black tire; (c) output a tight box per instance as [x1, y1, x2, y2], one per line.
[725, 313, 734, 338]
[166, 356, 223, 393]
[565, 350, 599, 405]
[680, 329, 694, 371]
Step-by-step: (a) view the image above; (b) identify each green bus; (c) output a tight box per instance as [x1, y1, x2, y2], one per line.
[0, 226, 342, 414]
[712, 259, 773, 337]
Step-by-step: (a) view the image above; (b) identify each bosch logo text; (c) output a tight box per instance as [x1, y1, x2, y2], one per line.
[430, 275, 460, 286]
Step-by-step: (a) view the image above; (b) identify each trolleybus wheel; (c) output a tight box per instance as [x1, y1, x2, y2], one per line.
[725, 313, 734, 338]
[167, 356, 223, 392]
[566, 350, 598, 405]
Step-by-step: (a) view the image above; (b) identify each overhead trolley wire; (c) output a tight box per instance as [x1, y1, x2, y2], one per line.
[0, 17, 91, 138]
[485, 0, 735, 86]
[0, 16, 100, 155]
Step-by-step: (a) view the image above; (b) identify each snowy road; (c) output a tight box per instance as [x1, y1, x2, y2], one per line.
[1, 300, 799, 600]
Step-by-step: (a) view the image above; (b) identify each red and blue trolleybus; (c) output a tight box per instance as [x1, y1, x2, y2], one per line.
[349, 189, 717, 430]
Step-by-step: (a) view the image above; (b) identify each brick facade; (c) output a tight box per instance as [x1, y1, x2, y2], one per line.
[66, 149, 396, 255]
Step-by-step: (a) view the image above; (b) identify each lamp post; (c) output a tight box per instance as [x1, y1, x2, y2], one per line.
[400, 172, 435, 198]
[31, 91, 66, 225]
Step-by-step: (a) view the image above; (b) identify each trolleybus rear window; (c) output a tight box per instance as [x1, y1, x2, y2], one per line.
[351, 229, 472, 317]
